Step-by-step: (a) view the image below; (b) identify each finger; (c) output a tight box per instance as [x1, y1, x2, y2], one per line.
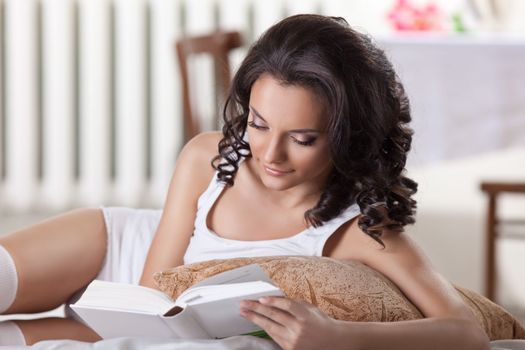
[258, 296, 310, 319]
[240, 304, 288, 340]
[240, 299, 295, 327]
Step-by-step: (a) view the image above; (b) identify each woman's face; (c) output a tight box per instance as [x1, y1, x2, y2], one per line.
[247, 74, 332, 192]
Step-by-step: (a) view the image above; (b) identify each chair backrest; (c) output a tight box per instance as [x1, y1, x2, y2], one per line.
[176, 31, 243, 143]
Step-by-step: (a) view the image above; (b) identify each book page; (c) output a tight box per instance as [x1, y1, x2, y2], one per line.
[72, 280, 174, 314]
[176, 281, 280, 306]
[175, 265, 275, 305]
[188, 264, 273, 288]
[188, 286, 284, 338]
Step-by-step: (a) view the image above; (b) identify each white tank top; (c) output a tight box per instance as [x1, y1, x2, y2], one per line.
[183, 167, 361, 265]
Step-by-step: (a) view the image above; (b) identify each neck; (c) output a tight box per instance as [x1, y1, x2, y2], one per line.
[246, 158, 328, 210]
[267, 186, 323, 210]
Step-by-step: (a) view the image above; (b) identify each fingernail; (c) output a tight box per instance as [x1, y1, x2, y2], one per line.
[258, 297, 269, 303]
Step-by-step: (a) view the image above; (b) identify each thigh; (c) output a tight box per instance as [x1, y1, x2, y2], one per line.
[0, 208, 107, 314]
[95, 207, 162, 285]
[65, 207, 161, 321]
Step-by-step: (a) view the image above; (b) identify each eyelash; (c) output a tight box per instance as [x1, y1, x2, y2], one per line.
[247, 120, 267, 130]
[247, 121, 316, 147]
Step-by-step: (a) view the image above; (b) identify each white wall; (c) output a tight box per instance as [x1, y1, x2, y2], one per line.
[407, 148, 525, 311]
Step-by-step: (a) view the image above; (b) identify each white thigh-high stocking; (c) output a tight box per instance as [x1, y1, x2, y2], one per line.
[0, 244, 18, 313]
[0, 321, 26, 345]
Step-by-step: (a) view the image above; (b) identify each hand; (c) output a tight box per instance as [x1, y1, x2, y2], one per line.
[240, 296, 349, 350]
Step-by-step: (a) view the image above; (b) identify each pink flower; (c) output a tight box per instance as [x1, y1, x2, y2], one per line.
[387, 0, 444, 31]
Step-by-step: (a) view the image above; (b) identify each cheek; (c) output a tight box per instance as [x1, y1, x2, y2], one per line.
[295, 146, 332, 174]
[247, 130, 263, 158]
[296, 152, 328, 171]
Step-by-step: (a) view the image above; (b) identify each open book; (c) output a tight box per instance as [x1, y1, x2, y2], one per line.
[70, 264, 283, 339]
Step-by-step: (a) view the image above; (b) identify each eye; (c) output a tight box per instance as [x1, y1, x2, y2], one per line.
[247, 120, 268, 130]
[292, 137, 316, 147]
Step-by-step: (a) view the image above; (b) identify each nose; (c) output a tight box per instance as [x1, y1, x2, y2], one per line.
[263, 135, 287, 164]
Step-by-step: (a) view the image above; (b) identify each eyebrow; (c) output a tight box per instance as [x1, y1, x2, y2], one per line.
[249, 106, 321, 134]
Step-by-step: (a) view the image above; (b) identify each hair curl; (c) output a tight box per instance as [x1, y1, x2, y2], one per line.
[212, 14, 417, 245]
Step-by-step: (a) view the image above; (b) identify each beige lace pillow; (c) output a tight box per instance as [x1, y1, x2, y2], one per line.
[153, 256, 525, 340]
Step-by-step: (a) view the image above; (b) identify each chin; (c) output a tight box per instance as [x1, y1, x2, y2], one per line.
[260, 174, 298, 191]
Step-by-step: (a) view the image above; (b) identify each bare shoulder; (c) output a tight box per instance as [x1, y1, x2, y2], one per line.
[163, 131, 222, 210]
[176, 131, 222, 191]
[179, 131, 222, 165]
[327, 219, 475, 320]
[327, 219, 436, 281]
[326, 217, 423, 262]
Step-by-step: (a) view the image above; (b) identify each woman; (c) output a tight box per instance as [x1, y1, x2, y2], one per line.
[0, 14, 489, 349]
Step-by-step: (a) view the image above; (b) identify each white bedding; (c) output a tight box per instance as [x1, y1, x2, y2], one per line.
[2, 335, 525, 349]
[491, 340, 525, 350]
[0, 336, 281, 350]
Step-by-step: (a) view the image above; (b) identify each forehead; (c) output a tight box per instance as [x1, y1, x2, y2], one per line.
[249, 74, 326, 130]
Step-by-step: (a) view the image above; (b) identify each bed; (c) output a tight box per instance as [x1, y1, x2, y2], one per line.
[2, 257, 524, 349]
[1, 336, 280, 350]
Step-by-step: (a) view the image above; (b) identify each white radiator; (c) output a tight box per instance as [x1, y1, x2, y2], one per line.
[0, 0, 378, 214]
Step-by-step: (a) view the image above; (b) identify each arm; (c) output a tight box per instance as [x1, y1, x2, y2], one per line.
[241, 297, 488, 350]
[333, 220, 489, 349]
[139, 132, 221, 289]
[241, 219, 490, 350]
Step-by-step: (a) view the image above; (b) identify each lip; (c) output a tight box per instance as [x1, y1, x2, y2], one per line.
[263, 165, 294, 176]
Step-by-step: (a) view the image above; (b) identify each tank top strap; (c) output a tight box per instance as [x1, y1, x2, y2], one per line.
[195, 155, 248, 227]
[196, 169, 225, 212]
[306, 203, 361, 256]
[323, 204, 361, 230]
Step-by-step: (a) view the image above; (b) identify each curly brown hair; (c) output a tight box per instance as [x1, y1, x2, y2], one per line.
[212, 14, 417, 245]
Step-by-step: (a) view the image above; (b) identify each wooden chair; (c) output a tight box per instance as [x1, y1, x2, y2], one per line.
[176, 31, 243, 143]
[480, 181, 525, 301]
